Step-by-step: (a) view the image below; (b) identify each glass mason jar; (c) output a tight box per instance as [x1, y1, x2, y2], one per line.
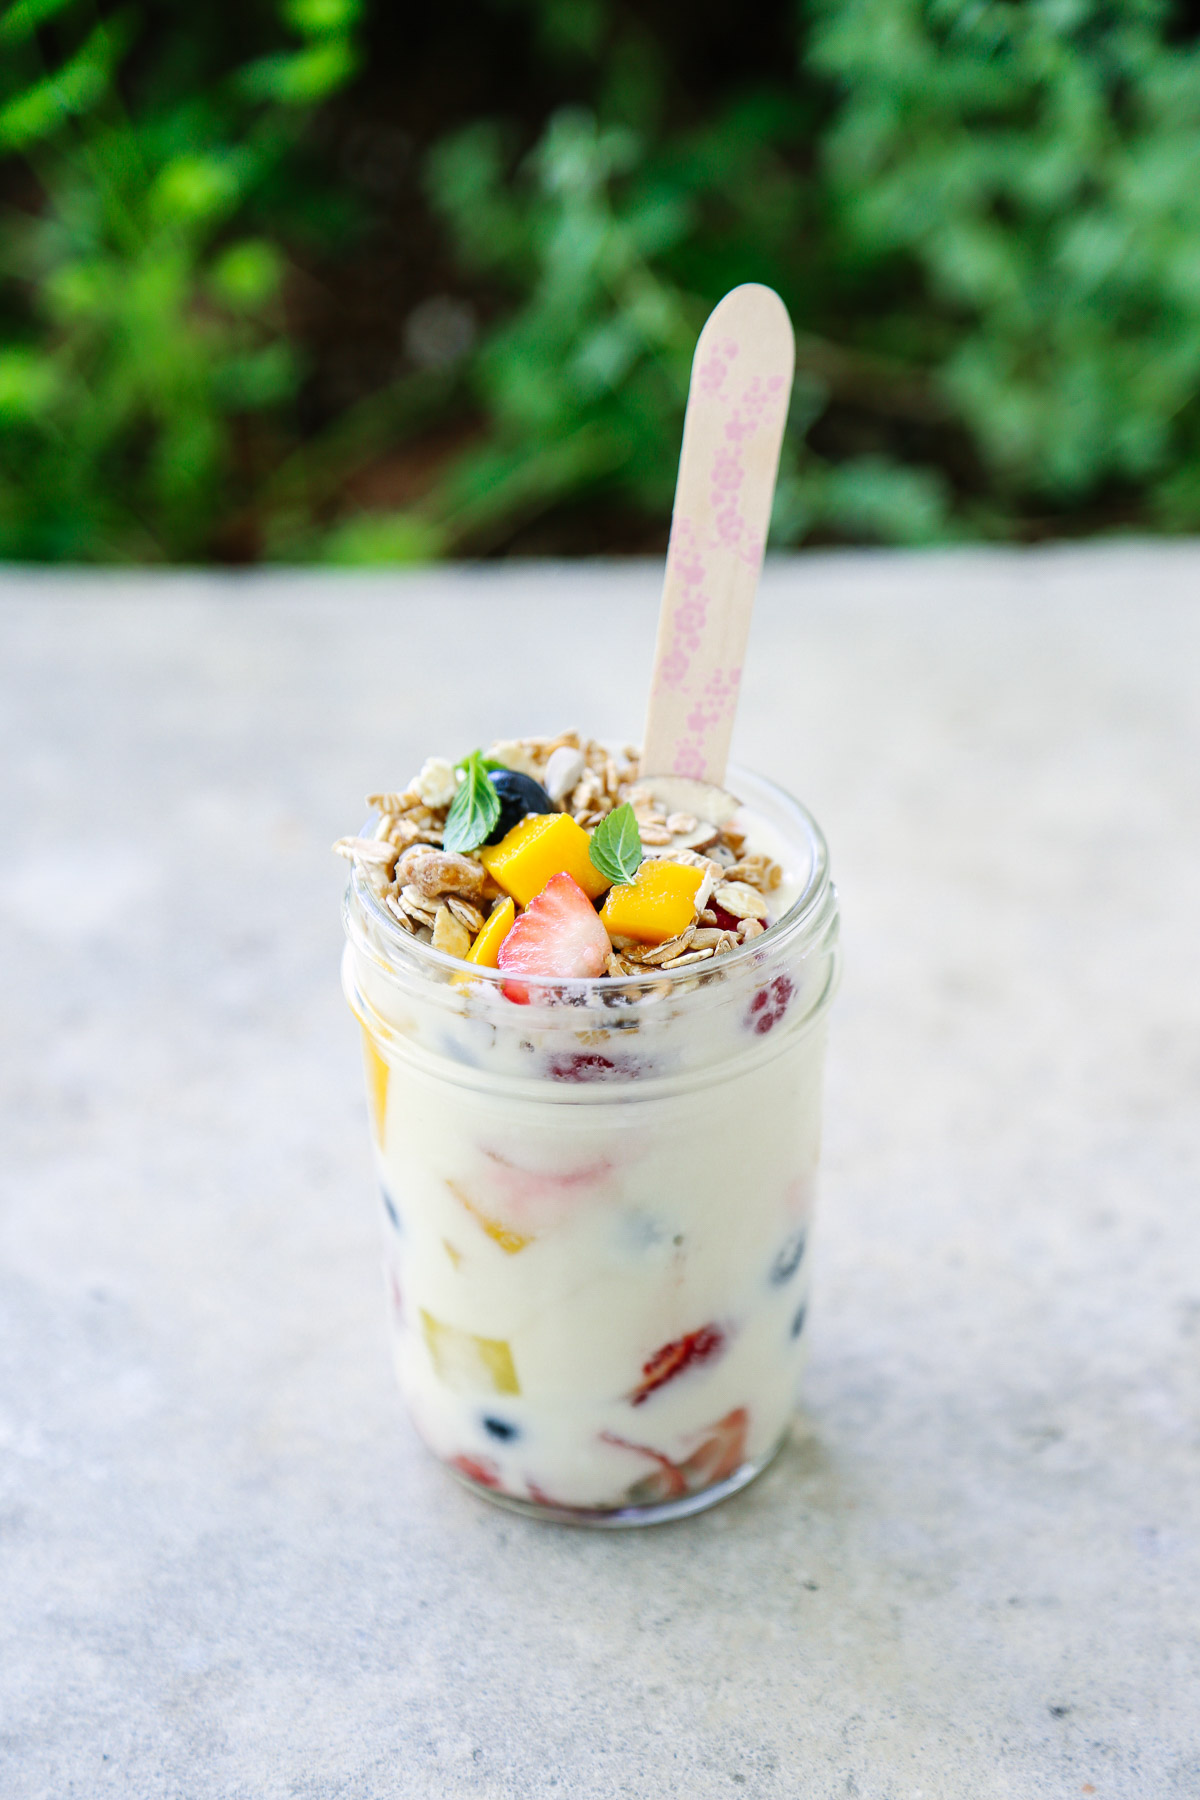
[341, 767, 840, 1526]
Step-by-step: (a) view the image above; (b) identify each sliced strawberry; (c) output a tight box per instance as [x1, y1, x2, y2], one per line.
[746, 973, 793, 1035]
[497, 871, 610, 1003]
[602, 1406, 750, 1504]
[526, 1479, 566, 1508]
[679, 1407, 749, 1487]
[449, 1453, 501, 1489]
[599, 1431, 690, 1501]
[629, 1323, 726, 1405]
[545, 1051, 651, 1082]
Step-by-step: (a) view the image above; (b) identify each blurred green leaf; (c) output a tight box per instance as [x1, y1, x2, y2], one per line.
[319, 511, 445, 564]
[0, 18, 127, 151]
[236, 40, 357, 105]
[215, 342, 297, 408]
[0, 0, 76, 49]
[0, 348, 63, 418]
[208, 238, 285, 311]
[817, 457, 951, 545]
[283, 0, 362, 37]
[44, 258, 110, 322]
[151, 153, 244, 225]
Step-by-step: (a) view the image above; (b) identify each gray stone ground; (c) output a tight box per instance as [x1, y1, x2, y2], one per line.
[1, 546, 1198, 1800]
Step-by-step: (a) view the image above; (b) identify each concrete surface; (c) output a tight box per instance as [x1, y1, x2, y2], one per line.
[1, 546, 1198, 1800]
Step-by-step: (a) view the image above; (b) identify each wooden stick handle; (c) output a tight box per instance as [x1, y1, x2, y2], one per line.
[641, 284, 794, 784]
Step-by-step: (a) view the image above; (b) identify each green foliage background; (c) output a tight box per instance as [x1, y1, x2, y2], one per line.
[4, 0, 1200, 561]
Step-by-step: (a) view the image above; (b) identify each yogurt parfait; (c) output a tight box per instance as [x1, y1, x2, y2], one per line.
[338, 732, 839, 1524]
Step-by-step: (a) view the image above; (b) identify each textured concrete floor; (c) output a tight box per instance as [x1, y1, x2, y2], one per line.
[1, 547, 1198, 1800]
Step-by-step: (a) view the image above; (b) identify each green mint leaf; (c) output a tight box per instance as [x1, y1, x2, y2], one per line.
[588, 802, 643, 885]
[443, 750, 501, 853]
[454, 752, 507, 774]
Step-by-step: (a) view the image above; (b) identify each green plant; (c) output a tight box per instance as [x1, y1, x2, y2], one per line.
[399, 0, 1200, 551]
[414, 88, 957, 551]
[414, 108, 697, 549]
[5, 0, 1200, 562]
[812, 0, 1200, 522]
[0, 0, 361, 559]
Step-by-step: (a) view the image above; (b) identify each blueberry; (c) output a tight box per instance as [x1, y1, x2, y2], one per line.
[485, 769, 556, 844]
[482, 1416, 518, 1441]
[770, 1229, 806, 1285]
[381, 1187, 401, 1232]
[789, 1302, 807, 1340]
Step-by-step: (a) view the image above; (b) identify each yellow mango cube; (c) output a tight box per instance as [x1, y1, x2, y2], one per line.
[360, 1027, 389, 1148]
[420, 1309, 520, 1395]
[450, 895, 516, 987]
[479, 812, 610, 907]
[465, 896, 515, 967]
[600, 859, 705, 944]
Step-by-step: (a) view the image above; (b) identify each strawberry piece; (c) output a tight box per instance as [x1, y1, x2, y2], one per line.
[449, 1453, 501, 1489]
[546, 1052, 618, 1081]
[630, 1323, 725, 1405]
[746, 973, 794, 1035]
[602, 1406, 750, 1504]
[545, 1050, 649, 1082]
[679, 1408, 749, 1487]
[526, 1479, 564, 1508]
[599, 1431, 690, 1500]
[387, 1268, 403, 1321]
[497, 871, 610, 1003]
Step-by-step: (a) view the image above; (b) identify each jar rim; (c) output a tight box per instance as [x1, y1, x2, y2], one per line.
[344, 763, 833, 1005]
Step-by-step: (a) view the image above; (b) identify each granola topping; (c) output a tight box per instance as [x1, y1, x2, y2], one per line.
[413, 757, 459, 808]
[711, 880, 770, 921]
[406, 850, 489, 901]
[336, 732, 788, 980]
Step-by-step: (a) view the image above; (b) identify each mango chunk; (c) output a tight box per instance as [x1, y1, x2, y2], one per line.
[420, 1309, 520, 1395]
[480, 812, 610, 907]
[360, 1027, 389, 1147]
[600, 860, 705, 944]
[447, 1179, 533, 1254]
[450, 895, 516, 988]
[465, 896, 515, 968]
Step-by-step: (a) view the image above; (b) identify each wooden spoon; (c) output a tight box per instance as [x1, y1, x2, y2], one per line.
[641, 283, 794, 785]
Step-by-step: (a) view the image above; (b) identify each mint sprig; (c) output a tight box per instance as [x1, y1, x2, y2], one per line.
[453, 752, 507, 774]
[588, 802, 643, 885]
[443, 750, 501, 853]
